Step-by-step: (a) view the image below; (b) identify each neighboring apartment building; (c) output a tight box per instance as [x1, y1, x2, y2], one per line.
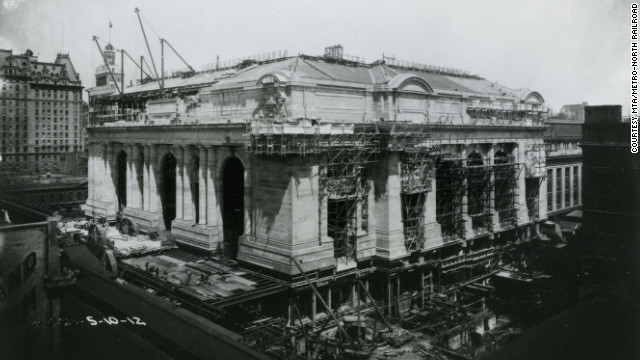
[0, 49, 84, 174]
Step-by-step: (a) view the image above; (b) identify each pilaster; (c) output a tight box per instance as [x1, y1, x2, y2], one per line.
[143, 145, 151, 211]
[488, 144, 501, 231]
[148, 144, 160, 213]
[461, 147, 474, 238]
[174, 146, 184, 220]
[183, 146, 194, 222]
[103, 143, 118, 216]
[423, 176, 443, 250]
[198, 145, 207, 225]
[375, 152, 407, 260]
[206, 146, 218, 227]
[516, 143, 529, 225]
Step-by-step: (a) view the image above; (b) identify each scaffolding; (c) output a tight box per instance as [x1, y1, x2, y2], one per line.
[385, 124, 440, 252]
[493, 153, 523, 228]
[401, 192, 427, 252]
[525, 142, 546, 220]
[247, 119, 543, 253]
[466, 162, 494, 233]
[436, 157, 466, 241]
[320, 132, 379, 259]
[89, 97, 147, 125]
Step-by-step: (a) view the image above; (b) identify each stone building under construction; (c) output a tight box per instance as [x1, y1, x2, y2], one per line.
[84, 46, 548, 357]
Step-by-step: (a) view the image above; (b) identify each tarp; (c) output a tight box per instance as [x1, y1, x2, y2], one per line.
[63, 244, 115, 277]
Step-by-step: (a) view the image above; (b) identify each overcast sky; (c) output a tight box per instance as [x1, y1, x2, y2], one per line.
[0, 0, 632, 113]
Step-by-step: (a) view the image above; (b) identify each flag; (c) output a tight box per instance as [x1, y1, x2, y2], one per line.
[109, 20, 113, 28]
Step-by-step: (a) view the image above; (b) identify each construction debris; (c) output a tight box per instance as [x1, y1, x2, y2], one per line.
[383, 328, 414, 348]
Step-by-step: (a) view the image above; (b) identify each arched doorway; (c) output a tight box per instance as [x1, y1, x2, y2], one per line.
[467, 152, 489, 230]
[494, 150, 515, 224]
[435, 156, 464, 240]
[222, 157, 244, 259]
[116, 151, 127, 211]
[160, 153, 177, 230]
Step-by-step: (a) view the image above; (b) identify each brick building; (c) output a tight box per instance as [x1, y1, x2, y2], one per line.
[0, 49, 84, 174]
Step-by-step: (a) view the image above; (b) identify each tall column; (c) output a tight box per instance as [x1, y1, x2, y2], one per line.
[96, 144, 105, 204]
[488, 144, 500, 230]
[539, 164, 548, 220]
[104, 143, 117, 213]
[183, 146, 194, 221]
[423, 173, 442, 249]
[569, 166, 574, 207]
[578, 165, 582, 206]
[148, 144, 159, 213]
[143, 145, 151, 211]
[559, 167, 565, 210]
[174, 146, 184, 220]
[461, 147, 473, 237]
[206, 146, 218, 227]
[198, 145, 207, 225]
[130, 145, 142, 209]
[125, 144, 134, 209]
[516, 143, 529, 224]
[550, 168, 557, 212]
[375, 152, 405, 259]
[87, 144, 94, 203]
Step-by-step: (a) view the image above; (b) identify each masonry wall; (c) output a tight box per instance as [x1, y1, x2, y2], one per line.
[239, 155, 334, 274]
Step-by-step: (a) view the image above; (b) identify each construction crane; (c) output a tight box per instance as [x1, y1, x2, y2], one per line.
[134, 7, 160, 83]
[134, 8, 195, 89]
[161, 38, 196, 74]
[118, 49, 154, 81]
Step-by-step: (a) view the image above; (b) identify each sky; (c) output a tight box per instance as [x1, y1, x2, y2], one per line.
[0, 0, 632, 114]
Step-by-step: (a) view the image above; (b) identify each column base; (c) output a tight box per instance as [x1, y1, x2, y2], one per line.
[423, 222, 443, 250]
[516, 211, 531, 226]
[171, 219, 220, 251]
[335, 256, 357, 272]
[237, 235, 335, 275]
[462, 214, 474, 239]
[375, 229, 408, 260]
[356, 232, 376, 260]
[83, 199, 117, 221]
[123, 207, 162, 233]
[491, 212, 502, 233]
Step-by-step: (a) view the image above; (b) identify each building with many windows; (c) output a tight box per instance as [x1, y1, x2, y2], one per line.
[544, 110, 583, 218]
[0, 49, 84, 174]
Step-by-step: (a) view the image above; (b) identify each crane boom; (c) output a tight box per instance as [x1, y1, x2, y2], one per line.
[162, 39, 195, 73]
[134, 8, 160, 80]
[119, 49, 153, 79]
